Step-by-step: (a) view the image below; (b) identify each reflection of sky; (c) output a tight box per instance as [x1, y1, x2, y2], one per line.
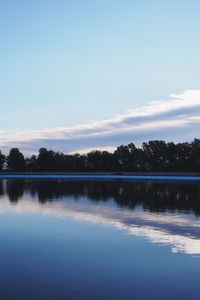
[0, 193, 200, 256]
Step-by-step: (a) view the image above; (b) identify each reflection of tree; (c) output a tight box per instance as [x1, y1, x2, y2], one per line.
[6, 180, 25, 203]
[0, 180, 3, 197]
[2, 179, 200, 215]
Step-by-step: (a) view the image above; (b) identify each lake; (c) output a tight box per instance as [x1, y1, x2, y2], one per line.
[0, 179, 200, 299]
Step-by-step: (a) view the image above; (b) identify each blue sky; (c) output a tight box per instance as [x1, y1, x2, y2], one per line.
[1, 1, 200, 154]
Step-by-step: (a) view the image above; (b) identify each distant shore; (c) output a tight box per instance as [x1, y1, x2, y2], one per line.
[0, 172, 200, 181]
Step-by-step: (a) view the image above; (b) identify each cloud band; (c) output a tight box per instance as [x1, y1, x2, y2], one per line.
[1, 90, 200, 155]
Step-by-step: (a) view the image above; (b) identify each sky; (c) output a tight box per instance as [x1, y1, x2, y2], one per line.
[0, 0, 200, 155]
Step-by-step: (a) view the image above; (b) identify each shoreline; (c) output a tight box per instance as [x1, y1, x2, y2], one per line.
[0, 173, 200, 181]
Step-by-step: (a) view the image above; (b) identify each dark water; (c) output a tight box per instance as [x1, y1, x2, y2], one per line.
[0, 179, 200, 300]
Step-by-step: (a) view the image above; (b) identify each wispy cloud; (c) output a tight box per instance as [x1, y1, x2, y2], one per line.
[1, 89, 200, 155]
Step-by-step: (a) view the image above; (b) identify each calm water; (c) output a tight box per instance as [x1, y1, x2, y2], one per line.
[0, 179, 200, 299]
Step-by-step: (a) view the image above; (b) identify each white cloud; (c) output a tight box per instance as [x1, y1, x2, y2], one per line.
[1, 89, 200, 155]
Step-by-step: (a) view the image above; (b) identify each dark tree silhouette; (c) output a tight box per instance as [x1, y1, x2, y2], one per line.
[142, 140, 169, 171]
[0, 138, 200, 173]
[26, 155, 38, 172]
[87, 150, 117, 172]
[0, 151, 5, 171]
[114, 143, 147, 171]
[7, 148, 26, 172]
[38, 148, 56, 172]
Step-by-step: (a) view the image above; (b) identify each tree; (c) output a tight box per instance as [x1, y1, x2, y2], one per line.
[87, 150, 116, 172]
[0, 151, 5, 171]
[2, 138, 200, 173]
[7, 148, 26, 172]
[175, 142, 191, 171]
[114, 143, 145, 171]
[114, 145, 131, 170]
[26, 155, 38, 172]
[190, 139, 200, 171]
[38, 148, 55, 172]
[142, 140, 168, 171]
[37, 148, 67, 171]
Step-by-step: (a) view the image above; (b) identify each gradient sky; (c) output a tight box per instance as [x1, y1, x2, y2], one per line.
[1, 0, 200, 154]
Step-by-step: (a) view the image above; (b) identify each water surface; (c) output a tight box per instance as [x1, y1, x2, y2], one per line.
[0, 179, 200, 299]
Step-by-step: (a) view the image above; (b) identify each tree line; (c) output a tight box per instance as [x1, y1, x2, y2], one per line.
[0, 139, 200, 172]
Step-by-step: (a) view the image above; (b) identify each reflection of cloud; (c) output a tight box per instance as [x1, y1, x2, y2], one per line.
[1, 90, 200, 154]
[1, 195, 200, 256]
